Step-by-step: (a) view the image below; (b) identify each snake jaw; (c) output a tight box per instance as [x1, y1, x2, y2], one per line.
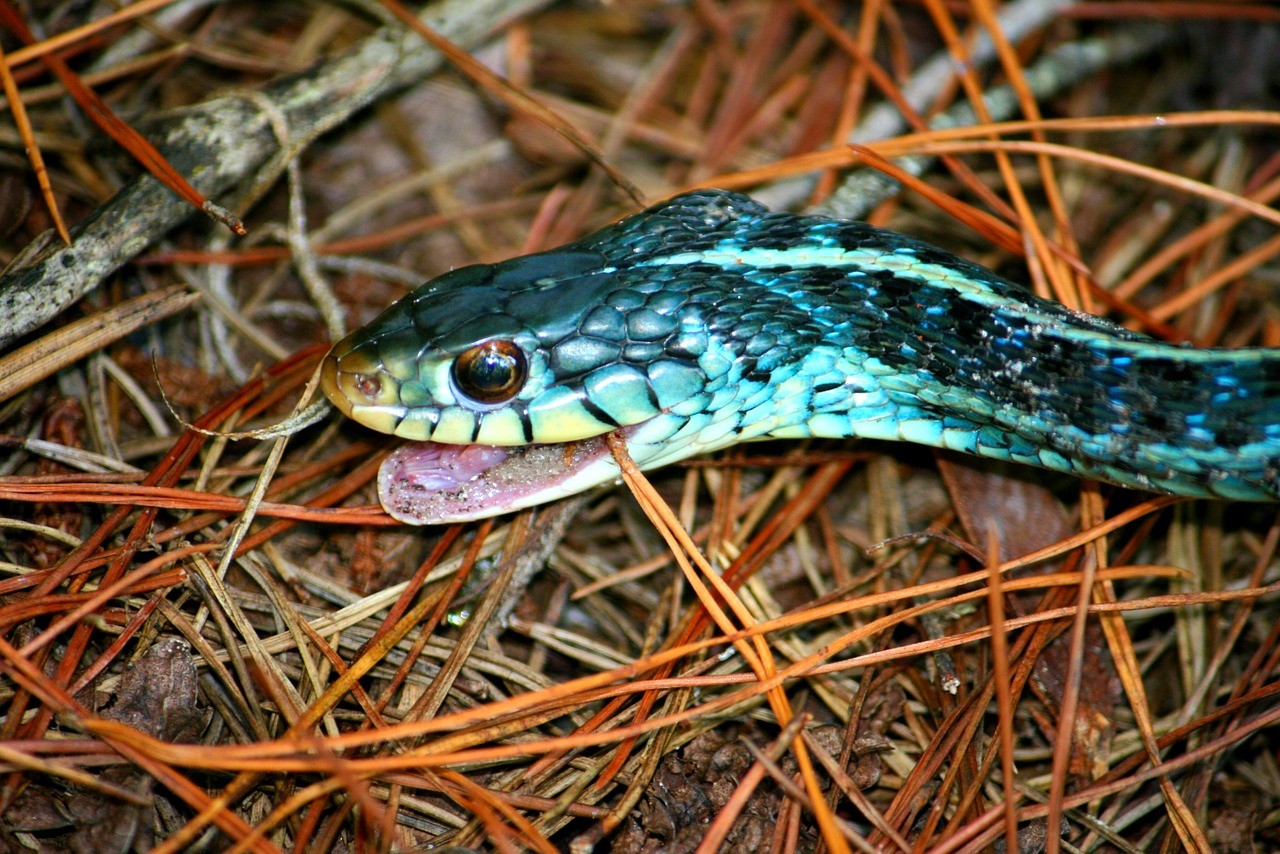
[372, 407, 753, 524]
[377, 433, 624, 524]
[323, 335, 632, 523]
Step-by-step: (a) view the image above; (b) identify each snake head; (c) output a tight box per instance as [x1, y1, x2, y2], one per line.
[321, 249, 670, 446]
[319, 247, 707, 524]
[319, 191, 770, 523]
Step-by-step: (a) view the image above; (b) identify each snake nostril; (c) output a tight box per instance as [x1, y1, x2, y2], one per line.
[352, 373, 383, 402]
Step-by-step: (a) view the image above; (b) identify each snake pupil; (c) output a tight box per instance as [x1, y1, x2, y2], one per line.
[451, 340, 528, 405]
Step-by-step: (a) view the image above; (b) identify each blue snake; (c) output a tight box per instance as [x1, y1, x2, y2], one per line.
[320, 189, 1280, 524]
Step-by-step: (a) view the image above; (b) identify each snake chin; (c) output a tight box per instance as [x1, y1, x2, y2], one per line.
[376, 411, 733, 523]
[377, 431, 631, 524]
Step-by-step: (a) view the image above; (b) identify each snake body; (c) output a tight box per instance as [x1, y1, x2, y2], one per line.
[321, 189, 1280, 523]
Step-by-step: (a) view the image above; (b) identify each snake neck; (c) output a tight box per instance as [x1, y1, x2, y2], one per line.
[627, 202, 1280, 501]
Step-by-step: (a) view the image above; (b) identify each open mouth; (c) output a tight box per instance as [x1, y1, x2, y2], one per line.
[377, 430, 630, 524]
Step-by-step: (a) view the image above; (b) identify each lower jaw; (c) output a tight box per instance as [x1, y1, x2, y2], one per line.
[374, 411, 736, 524]
[376, 431, 627, 525]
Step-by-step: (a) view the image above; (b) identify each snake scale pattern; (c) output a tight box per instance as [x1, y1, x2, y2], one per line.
[321, 189, 1280, 523]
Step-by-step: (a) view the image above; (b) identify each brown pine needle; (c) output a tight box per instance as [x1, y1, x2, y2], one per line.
[0, 42, 68, 243]
[0, 0, 246, 235]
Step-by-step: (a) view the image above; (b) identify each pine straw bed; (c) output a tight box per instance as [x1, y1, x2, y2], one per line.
[0, 1, 1279, 851]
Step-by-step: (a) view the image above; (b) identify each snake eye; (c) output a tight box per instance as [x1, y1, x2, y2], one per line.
[451, 340, 528, 406]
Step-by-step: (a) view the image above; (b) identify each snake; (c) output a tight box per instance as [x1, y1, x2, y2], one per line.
[319, 189, 1280, 524]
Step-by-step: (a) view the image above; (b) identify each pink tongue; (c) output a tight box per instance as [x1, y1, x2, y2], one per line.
[376, 435, 617, 524]
[385, 443, 510, 491]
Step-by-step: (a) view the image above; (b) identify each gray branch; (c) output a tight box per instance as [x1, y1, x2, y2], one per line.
[0, 0, 550, 349]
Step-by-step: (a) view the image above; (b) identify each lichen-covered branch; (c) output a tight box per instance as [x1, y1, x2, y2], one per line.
[0, 0, 550, 349]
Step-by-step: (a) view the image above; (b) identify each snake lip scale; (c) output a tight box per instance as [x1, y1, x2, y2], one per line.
[320, 189, 1280, 524]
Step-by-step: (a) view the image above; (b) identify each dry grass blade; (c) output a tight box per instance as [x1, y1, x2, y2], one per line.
[0, 285, 200, 402]
[981, 523, 1019, 853]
